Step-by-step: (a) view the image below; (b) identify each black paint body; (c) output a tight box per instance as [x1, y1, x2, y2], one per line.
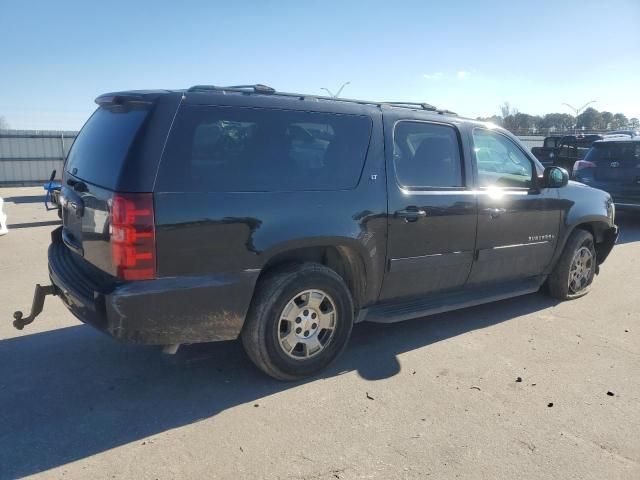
[47, 89, 617, 345]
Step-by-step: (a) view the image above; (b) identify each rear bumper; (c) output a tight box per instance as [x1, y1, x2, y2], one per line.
[48, 228, 258, 344]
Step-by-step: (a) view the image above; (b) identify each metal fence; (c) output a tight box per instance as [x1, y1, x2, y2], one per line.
[518, 135, 545, 149]
[0, 130, 77, 186]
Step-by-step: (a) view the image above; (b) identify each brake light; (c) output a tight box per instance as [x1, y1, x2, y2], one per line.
[573, 160, 596, 174]
[110, 193, 156, 280]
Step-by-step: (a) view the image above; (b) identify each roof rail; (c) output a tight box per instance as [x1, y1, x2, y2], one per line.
[185, 84, 457, 115]
[187, 84, 276, 94]
[383, 102, 437, 111]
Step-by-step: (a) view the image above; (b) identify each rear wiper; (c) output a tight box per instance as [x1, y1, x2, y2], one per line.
[66, 178, 88, 192]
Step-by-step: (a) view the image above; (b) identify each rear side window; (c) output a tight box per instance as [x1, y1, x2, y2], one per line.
[392, 121, 464, 188]
[65, 106, 149, 189]
[156, 106, 372, 192]
[584, 142, 640, 165]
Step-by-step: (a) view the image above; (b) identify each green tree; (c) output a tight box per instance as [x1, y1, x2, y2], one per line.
[611, 113, 628, 129]
[630, 118, 640, 129]
[599, 111, 613, 130]
[540, 113, 575, 131]
[576, 107, 601, 129]
[502, 114, 518, 132]
[512, 112, 537, 131]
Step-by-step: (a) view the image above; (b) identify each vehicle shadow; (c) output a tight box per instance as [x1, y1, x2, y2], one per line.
[0, 292, 558, 479]
[2, 195, 45, 204]
[6, 220, 61, 229]
[615, 211, 640, 244]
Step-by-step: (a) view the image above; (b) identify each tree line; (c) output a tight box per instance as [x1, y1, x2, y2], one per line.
[477, 102, 639, 134]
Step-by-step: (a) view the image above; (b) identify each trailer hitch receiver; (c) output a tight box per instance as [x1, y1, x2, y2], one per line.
[13, 284, 57, 330]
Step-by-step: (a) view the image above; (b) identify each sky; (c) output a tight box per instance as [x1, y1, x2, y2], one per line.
[1, 0, 639, 130]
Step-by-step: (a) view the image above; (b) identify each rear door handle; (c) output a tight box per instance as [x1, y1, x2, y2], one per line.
[485, 207, 506, 219]
[395, 207, 427, 222]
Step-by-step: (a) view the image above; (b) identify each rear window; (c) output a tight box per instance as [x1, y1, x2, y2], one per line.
[156, 105, 372, 192]
[65, 106, 149, 188]
[584, 142, 640, 165]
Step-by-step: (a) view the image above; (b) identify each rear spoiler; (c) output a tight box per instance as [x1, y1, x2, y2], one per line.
[95, 90, 169, 106]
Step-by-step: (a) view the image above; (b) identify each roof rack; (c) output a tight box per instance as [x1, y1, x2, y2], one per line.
[383, 102, 437, 111]
[187, 84, 276, 94]
[185, 84, 457, 115]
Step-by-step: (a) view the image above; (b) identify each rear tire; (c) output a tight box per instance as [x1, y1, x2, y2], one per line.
[241, 263, 354, 381]
[547, 229, 596, 300]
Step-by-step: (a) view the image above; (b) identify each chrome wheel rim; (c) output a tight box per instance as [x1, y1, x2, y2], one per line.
[568, 246, 594, 294]
[277, 289, 337, 359]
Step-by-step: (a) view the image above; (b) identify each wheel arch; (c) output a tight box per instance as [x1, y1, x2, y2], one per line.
[257, 240, 370, 311]
[548, 216, 614, 273]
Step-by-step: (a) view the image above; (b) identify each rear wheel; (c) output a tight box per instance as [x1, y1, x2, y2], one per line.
[547, 229, 596, 300]
[241, 263, 354, 380]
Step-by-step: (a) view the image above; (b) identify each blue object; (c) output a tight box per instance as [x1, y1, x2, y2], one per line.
[43, 170, 61, 210]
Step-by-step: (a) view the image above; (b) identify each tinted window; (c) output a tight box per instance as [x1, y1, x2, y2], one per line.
[473, 129, 533, 188]
[65, 106, 149, 189]
[156, 106, 372, 192]
[393, 122, 463, 188]
[584, 142, 640, 166]
[544, 137, 560, 148]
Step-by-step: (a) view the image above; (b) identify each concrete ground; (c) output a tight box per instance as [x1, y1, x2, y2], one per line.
[0, 186, 638, 480]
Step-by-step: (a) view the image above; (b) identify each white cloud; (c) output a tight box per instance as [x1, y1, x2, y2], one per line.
[457, 70, 470, 79]
[423, 72, 443, 80]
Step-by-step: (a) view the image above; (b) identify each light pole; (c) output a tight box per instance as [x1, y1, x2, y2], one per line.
[321, 81, 351, 98]
[562, 101, 596, 131]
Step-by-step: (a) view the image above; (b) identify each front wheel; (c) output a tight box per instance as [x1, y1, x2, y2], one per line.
[547, 229, 596, 300]
[241, 263, 354, 380]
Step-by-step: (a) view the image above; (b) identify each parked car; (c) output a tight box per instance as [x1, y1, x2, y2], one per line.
[573, 136, 640, 211]
[605, 130, 638, 137]
[13, 85, 618, 380]
[531, 134, 603, 170]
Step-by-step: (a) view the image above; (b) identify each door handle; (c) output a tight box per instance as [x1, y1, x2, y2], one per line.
[395, 207, 427, 222]
[485, 207, 506, 219]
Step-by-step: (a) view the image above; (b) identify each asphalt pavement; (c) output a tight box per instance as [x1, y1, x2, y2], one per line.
[1, 187, 638, 479]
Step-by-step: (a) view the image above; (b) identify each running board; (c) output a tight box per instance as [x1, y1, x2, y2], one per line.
[361, 276, 546, 324]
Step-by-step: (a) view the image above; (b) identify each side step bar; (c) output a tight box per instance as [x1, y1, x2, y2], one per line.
[13, 284, 57, 330]
[362, 276, 545, 324]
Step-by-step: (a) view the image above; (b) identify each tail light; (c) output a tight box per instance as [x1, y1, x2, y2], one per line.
[573, 160, 596, 175]
[110, 193, 156, 280]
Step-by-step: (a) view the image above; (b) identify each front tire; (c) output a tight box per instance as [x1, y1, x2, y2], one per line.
[547, 229, 596, 300]
[241, 263, 354, 380]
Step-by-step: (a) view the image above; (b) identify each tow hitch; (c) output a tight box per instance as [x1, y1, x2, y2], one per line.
[13, 284, 57, 330]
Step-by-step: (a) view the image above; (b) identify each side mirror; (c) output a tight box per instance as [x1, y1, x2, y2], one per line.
[543, 166, 569, 188]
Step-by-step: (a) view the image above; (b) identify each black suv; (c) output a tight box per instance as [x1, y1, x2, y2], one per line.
[573, 136, 640, 211]
[14, 85, 618, 380]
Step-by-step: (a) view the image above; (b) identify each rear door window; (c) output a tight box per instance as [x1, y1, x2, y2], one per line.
[156, 106, 372, 192]
[392, 121, 464, 188]
[65, 106, 150, 189]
